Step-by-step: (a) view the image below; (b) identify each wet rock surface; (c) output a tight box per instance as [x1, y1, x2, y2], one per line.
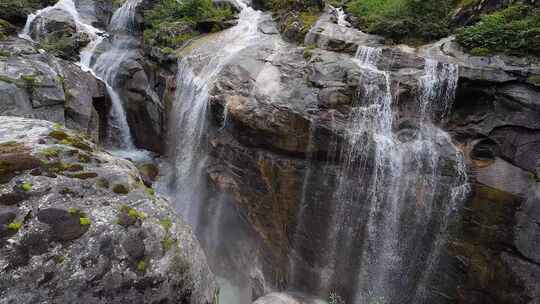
[203, 16, 540, 302]
[0, 117, 217, 304]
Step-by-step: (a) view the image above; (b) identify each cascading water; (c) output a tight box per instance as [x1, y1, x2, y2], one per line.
[289, 46, 469, 303]
[20, 0, 146, 158]
[159, 3, 282, 302]
[162, 0, 278, 226]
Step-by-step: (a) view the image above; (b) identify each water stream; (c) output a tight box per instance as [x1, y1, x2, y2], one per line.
[289, 46, 469, 303]
[20, 0, 148, 160]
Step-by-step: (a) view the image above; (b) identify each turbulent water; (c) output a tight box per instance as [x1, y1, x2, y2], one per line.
[20, 0, 146, 158]
[290, 46, 469, 303]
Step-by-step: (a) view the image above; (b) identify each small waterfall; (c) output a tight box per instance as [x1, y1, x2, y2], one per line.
[290, 46, 469, 303]
[20, 0, 146, 157]
[333, 6, 351, 27]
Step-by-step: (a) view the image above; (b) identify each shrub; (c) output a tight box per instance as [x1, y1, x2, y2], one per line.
[143, 0, 233, 50]
[347, 0, 454, 43]
[456, 4, 540, 57]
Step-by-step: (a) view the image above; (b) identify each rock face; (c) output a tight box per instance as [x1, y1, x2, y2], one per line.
[201, 16, 540, 303]
[0, 116, 217, 304]
[422, 38, 540, 304]
[0, 37, 111, 142]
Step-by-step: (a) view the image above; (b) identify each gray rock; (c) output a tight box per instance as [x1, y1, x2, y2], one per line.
[253, 292, 327, 304]
[0, 117, 217, 304]
[0, 37, 110, 141]
[305, 9, 384, 54]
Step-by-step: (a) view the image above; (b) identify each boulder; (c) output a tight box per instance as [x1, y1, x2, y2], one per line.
[0, 116, 217, 304]
[29, 8, 91, 60]
[0, 37, 110, 141]
[305, 9, 384, 54]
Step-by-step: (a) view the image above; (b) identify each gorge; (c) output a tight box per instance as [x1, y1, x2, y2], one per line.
[1, 0, 539, 303]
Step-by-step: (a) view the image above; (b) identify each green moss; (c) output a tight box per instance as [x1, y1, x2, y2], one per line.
[79, 217, 91, 226]
[456, 4, 540, 57]
[7, 220, 22, 231]
[0, 141, 24, 154]
[21, 181, 32, 192]
[527, 75, 540, 86]
[68, 207, 79, 215]
[77, 152, 92, 163]
[120, 205, 146, 221]
[112, 184, 129, 195]
[144, 187, 156, 198]
[137, 260, 147, 272]
[54, 255, 65, 264]
[39, 33, 78, 60]
[96, 178, 109, 188]
[303, 44, 316, 60]
[21, 75, 37, 87]
[162, 237, 175, 251]
[69, 171, 98, 179]
[48, 130, 69, 141]
[40, 147, 61, 158]
[160, 218, 173, 231]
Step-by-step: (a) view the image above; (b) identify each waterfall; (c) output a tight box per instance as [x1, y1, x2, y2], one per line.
[290, 46, 469, 303]
[20, 0, 147, 158]
[162, 1, 271, 226]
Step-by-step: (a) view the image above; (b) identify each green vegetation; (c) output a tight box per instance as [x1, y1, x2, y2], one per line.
[112, 183, 130, 195]
[347, 0, 454, 43]
[0, 19, 16, 40]
[160, 217, 173, 231]
[143, 0, 234, 50]
[7, 220, 22, 232]
[120, 205, 146, 221]
[456, 4, 540, 57]
[21, 181, 32, 192]
[162, 236, 175, 251]
[79, 217, 91, 226]
[0, 0, 56, 25]
[137, 260, 147, 272]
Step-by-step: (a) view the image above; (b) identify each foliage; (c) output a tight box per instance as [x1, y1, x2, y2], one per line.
[143, 0, 234, 50]
[456, 4, 540, 57]
[271, 0, 322, 11]
[0, 0, 56, 25]
[347, 0, 454, 43]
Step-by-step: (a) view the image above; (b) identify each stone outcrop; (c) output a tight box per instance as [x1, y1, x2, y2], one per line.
[0, 37, 111, 142]
[29, 8, 91, 60]
[304, 9, 384, 54]
[0, 116, 217, 304]
[202, 15, 540, 302]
